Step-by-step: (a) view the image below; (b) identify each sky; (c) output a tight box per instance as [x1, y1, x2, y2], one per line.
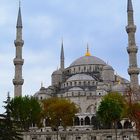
[0, 0, 140, 113]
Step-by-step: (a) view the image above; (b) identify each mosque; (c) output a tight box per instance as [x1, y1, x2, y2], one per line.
[13, 0, 139, 140]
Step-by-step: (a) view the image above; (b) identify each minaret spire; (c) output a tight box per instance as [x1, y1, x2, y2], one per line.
[127, 0, 133, 11]
[60, 39, 65, 69]
[126, 0, 139, 93]
[17, 3, 22, 28]
[13, 5, 24, 97]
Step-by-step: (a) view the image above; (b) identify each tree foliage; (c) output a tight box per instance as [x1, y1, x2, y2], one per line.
[125, 88, 140, 138]
[42, 97, 78, 129]
[97, 92, 125, 128]
[0, 94, 22, 140]
[10, 96, 42, 131]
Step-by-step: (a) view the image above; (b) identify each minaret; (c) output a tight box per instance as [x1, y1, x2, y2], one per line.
[126, 0, 139, 92]
[60, 40, 65, 69]
[13, 6, 24, 97]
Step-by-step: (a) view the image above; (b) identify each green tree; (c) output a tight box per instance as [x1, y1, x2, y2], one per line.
[42, 97, 78, 129]
[97, 92, 125, 128]
[0, 94, 22, 140]
[10, 96, 42, 131]
[97, 92, 125, 140]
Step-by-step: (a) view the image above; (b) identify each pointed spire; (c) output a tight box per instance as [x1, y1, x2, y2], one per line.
[17, 3, 22, 28]
[85, 43, 91, 56]
[60, 39, 65, 69]
[127, 0, 133, 11]
[61, 39, 64, 59]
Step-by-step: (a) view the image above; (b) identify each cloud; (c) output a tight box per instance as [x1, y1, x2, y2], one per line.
[0, 0, 140, 113]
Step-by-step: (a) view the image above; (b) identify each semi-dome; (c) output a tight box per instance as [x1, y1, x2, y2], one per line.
[70, 56, 106, 67]
[67, 74, 95, 82]
[103, 65, 114, 70]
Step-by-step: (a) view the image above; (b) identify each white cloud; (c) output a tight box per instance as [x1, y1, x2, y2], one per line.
[0, 0, 140, 113]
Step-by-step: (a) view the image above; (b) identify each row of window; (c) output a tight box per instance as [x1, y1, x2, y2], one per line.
[74, 117, 132, 129]
[59, 92, 103, 98]
[67, 66, 103, 74]
[62, 81, 97, 88]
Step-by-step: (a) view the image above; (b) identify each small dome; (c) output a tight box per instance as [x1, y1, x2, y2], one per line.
[52, 69, 62, 75]
[34, 87, 47, 97]
[69, 87, 83, 91]
[70, 56, 106, 67]
[103, 65, 114, 70]
[67, 74, 94, 82]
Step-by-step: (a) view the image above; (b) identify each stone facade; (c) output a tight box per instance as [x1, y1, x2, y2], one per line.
[12, 0, 140, 140]
[24, 129, 138, 140]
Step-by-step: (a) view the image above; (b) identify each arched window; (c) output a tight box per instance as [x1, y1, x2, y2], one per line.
[81, 118, 84, 125]
[79, 67, 80, 71]
[91, 116, 98, 129]
[74, 117, 80, 126]
[84, 66, 86, 71]
[124, 121, 132, 129]
[85, 116, 90, 125]
[45, 118, 50, 127]
[117, 121, 122, 129]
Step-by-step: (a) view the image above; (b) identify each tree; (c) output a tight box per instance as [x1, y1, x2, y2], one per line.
[97, 92, 125, 139]
[124, 88, 140, 139]
[0, 94, 22, 140]
[42, 97, 78, 129]
[10, 96, 42, 131]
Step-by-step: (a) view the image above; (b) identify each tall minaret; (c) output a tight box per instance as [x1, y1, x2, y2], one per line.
[13, 6, 24, 97]
[60, 40, 65, 70]
[126, 0, 139, 92]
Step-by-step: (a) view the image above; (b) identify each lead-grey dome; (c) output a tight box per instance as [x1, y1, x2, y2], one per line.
[67, 74, 95, 81]
[103, 65, 114, 70]
[70, 56, 106, 67]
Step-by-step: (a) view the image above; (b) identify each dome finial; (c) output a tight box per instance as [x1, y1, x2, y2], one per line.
[85, 43, 91, 56]
[41, 82, 43, 87]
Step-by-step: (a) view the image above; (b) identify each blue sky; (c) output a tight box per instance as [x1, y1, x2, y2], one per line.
[0, 0, 140, 113]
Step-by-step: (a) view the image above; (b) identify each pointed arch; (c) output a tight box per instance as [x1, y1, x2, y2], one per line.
[85, 116, 90, 125]
[86, 104, 96, 113]
[74, 117, 80, 126]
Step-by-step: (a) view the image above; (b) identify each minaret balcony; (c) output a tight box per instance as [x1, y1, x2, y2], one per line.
[13, 79, 24, 85]
[126, 25, 136, 33]
[13, 58, 24, 65]
[128, 67, 139, 75]
[127, 46, 138, 53]
[14, 40, 24, 46]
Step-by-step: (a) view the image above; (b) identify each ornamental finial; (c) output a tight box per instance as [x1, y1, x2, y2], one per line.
[85, 43, 91, 56]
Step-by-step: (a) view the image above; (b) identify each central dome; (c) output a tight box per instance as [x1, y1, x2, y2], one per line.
[70, 56, 106, 67]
